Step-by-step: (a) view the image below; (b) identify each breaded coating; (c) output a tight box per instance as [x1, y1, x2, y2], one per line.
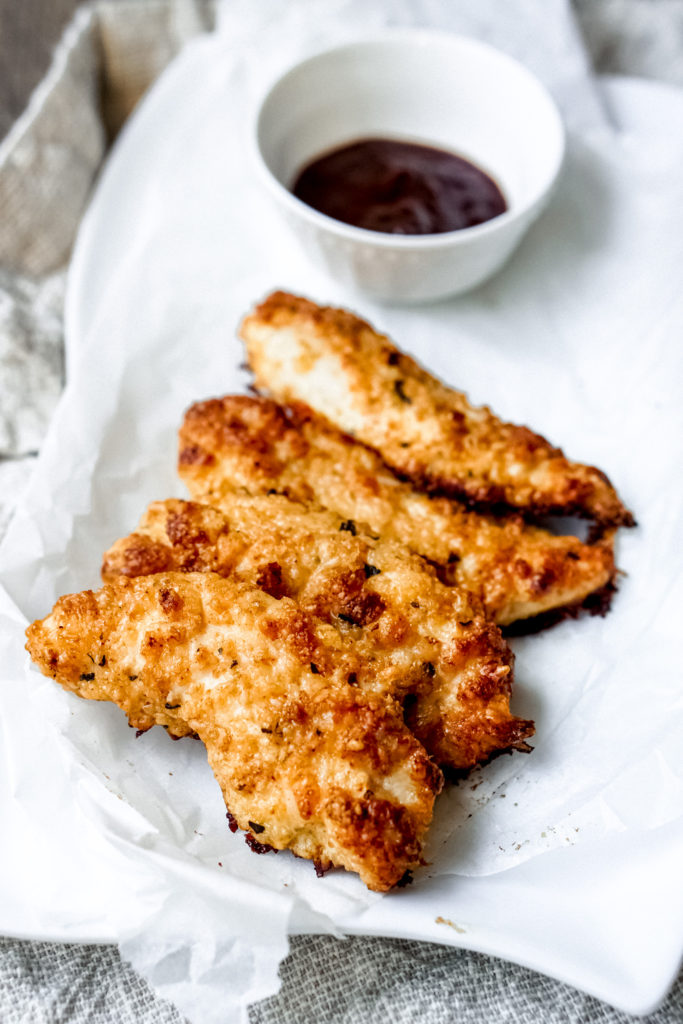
[177, 395, 616, 627]
[103, 497, 534, 771]
[26, 572, 442, 891]
[241, 292, 633, 527]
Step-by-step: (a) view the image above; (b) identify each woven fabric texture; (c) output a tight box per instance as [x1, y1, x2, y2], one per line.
[2, 934, 683, 1024]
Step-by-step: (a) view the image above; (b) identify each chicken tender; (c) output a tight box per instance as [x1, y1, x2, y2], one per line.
[241, 292, 634, 527]
[103, 497, 534, 771]
[177, 395, 616, 627]
[26, 572, 442, 891]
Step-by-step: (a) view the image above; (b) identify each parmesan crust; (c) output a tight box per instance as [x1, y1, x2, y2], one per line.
[26, 572, 442, 892]
[103, 496, 534, 772]
[241, 292, 634, 527]
[177, 394, 616, 627]
[29, 290, 631, 891]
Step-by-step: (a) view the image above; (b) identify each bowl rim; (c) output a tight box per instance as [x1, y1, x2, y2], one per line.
[251, 28, 566, 250]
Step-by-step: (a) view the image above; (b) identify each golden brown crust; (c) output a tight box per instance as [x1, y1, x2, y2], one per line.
[177, 394, 616, 627]
[26, 572, 442, 892]
[103, 495, 533, 771]
[241, 292, 633, 527]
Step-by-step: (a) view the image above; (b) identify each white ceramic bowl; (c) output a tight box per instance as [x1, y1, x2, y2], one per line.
[253, 30, 565, 303]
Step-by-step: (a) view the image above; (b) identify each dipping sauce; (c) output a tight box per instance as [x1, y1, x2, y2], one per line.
[291, 138, 507, 235]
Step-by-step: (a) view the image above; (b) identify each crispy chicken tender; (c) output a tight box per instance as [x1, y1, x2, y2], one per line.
[177, 395, 616, 627]
[26, 572, 443, 891]
[102, 497, 534, 771]
[241, 292, 634, 527]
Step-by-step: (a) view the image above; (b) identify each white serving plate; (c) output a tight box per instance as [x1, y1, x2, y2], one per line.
[2, 24, 683, 1017]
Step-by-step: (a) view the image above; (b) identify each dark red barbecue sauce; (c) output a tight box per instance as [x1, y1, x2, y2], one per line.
[291, 138, 507, 235]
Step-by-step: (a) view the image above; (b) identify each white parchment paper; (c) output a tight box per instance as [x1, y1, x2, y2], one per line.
[2, 3, 683, 1021]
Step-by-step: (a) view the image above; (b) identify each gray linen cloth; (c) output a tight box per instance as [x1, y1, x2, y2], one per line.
[1, 1, 682, 1021]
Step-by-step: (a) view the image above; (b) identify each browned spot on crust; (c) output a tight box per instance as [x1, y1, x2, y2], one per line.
[259, 607, 318, 663]
[179, 443, 215, 467]
[255, 561, 287, 599]
[165, 510, 209, 549]
[528, 565, 560, 596]
[101, 535, 173, 579]
[159, 587, 183, 614]
[441, 619, 510, 667]
[339, 589, 386, 628]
